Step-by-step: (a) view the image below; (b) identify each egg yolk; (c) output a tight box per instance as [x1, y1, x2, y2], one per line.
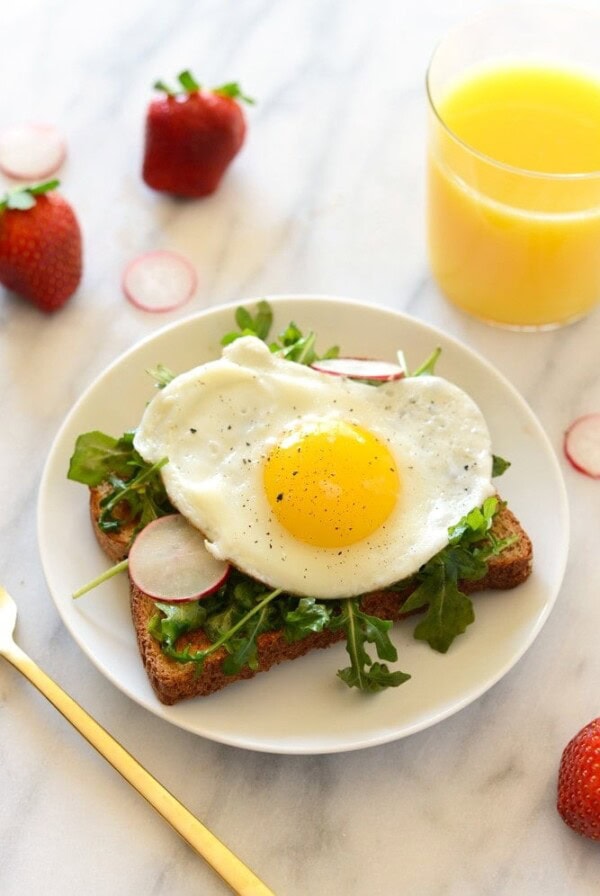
[263, 420, 400, 548]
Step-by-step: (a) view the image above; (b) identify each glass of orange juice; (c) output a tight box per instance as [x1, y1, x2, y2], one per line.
[426, 6, 600, 329]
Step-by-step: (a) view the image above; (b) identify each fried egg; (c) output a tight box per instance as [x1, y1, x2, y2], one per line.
[133, 336, 495, 599]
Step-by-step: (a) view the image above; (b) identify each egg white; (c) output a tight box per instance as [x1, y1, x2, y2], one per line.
[133, 336, 495, 598]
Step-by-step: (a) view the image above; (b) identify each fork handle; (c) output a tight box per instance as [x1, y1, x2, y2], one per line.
[2, 642, 275, 896]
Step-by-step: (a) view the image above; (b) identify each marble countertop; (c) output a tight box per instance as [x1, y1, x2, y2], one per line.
[2, 0, 600, 893]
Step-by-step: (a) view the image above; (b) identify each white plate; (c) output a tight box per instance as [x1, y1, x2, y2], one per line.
[37, 296, 569, 754]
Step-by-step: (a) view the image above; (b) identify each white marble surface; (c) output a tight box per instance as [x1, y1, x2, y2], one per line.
[2, 0, 600, 893]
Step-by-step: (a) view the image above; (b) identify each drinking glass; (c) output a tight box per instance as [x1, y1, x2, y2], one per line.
[426, 6, 600, 329]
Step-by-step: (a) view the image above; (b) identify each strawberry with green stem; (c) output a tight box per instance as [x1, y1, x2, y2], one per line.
[0, 180, 82, 312]
[142, 70, 254, 198]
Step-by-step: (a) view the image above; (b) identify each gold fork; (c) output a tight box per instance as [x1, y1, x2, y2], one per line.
[0, 584, 275, 896]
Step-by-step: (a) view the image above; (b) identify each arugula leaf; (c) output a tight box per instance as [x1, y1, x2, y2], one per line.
[72, 558, 130, 599]
[221, 602, 271, 674]
[149, 581, 332, 676]
[68, 429, 173, 534]
[202, 577, 272, 640]
[221, 300, 338, 365]
[149, 600, 208, 648]
[271, 321, 338, 366]
[401, 559, 475, 653]
[275, 323, 338, 365]
[492, 454, 511, 477]
[333, 600, 410, 692]
[284, 597, 332, 642]
[147, 363, 176, 389]
[448, 495, 498, 546]
[338, 660, 409, 692]
[402, 496, 517, 653]
[221, 300, 274, 345]
[411, 346, 442, 376]
[98, 457, 170, 532]
[67, 431, 139, 486]
[153, 587, 283, 674]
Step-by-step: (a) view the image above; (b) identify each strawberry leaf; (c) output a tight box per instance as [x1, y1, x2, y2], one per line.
[6, 191, 36, 210]
[213, 81, 255, 104]
[178, 69, 201, 93]
[0, 179, 59, 212]
[28, 179, 60, 195]
[153, 79, 175, 96]
[152, 72, 253, 102]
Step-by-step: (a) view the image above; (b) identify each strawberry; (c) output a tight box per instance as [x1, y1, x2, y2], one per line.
[0, 180, 82, 312]
[142, 70, 253, 198]
[557, 717, 600, 840]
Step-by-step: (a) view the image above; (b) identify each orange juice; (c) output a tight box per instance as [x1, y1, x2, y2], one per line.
[427, 64, 600, 327]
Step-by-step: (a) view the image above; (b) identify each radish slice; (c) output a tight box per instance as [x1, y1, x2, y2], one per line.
[564, 414, 600, 479]
[123, 250, 197, 313]
[0, 123, 66, 180]
[311, 357, 406, 381]
[129, 514, 230, 601]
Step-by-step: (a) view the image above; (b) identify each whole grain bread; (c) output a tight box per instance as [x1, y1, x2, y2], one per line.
[89, 487, 532, 704]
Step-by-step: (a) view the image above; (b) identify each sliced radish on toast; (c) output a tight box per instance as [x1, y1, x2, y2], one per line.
[123, 250, 197, 312]
[0, 123, 66, 180]
[129, 514, 230, 601]
[310, 357, 406, 381]
[564, 414, 600, 478]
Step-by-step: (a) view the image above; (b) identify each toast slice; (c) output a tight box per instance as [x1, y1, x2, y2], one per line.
[89, 487, 532, 704]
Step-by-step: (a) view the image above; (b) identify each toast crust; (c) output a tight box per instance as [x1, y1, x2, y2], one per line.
[89, 488, 533, 704]
[89, 484, 136, 562]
